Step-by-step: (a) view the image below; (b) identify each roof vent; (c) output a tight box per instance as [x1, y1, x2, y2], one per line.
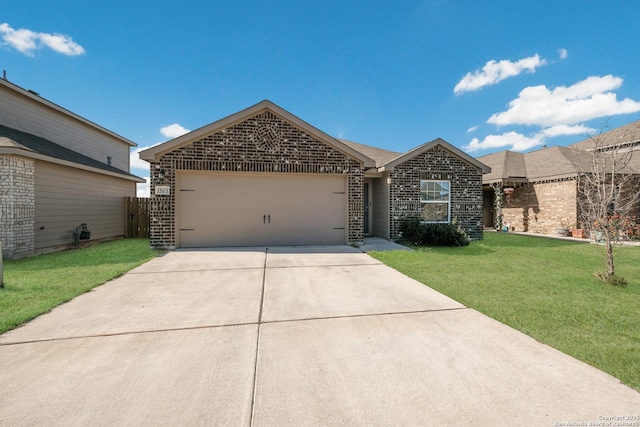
[27, 89, 40, 96]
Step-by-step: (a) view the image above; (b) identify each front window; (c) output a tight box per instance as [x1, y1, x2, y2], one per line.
[420, 180, 450, 222]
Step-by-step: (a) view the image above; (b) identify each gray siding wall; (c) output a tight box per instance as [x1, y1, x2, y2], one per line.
[149, 111, 364, 249]
[0, 85, 130, 171]
[34, 161, 135, 250]
[389, 146, 484, 240]
[372, 174, 390, 238]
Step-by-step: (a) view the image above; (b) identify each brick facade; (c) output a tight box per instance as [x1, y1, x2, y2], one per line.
[0, 155, 35, 258]
[149, 111, 364, 248]
[497, 177, 640, 234]
[501, 180, 577, 233]
[389, 146, 484, 240]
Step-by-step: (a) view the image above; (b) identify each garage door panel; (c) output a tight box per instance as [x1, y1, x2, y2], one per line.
[177, 172, 347, 247]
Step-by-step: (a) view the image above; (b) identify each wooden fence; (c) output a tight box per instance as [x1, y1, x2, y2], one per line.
[125, 197, 150, 238]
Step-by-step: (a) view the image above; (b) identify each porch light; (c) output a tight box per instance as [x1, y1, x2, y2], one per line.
[503, 187, 515, 195]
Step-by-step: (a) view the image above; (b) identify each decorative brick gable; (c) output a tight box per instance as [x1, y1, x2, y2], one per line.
[389, 146, 484, 240]
[0, 155, 35, 258]
[149, 111, 364, 248]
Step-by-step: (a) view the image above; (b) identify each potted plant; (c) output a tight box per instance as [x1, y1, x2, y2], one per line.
[555, 219, 570, 236]
[571, 223, 586, 238]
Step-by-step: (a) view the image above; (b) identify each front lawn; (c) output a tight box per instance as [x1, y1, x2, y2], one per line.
[369, 232, 640, 391]
[0, 239, 161, 334]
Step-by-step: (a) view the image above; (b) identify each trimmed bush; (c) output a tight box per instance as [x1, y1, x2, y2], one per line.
[399, 217, 470, 247]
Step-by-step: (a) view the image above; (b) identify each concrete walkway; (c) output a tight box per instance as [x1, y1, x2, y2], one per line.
[359, 236, 414, 252]
[1, 246, 638, 425]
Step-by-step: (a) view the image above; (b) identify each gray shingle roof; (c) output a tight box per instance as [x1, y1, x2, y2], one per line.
[478, 151, 526, 184]
[523, 146, 580, 181]
[0, 124, 140, 179]
[480, 120, 640, 184]
[337, 139, 402, 168]
[571, 120, 640, 151]
[339, 137, 491, 173]
[479, 145, 640, 184]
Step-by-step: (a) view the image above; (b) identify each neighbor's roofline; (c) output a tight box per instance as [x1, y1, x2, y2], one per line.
[0, 77, 137, 147]
[379, 138, 491, 173]
[0, 145, 145, 183]
[139, 100, 377, 168]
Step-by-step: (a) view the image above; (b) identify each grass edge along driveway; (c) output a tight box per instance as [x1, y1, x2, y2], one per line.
[0, 238, 162, 334]
[369, 232, 640, 392]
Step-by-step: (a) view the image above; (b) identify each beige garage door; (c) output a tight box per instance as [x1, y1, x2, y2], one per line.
[177, 172, 347, 247]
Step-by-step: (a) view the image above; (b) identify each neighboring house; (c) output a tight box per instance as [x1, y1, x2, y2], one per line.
[140, 100, 489, 249]
[478, 120, 640, 233]
[0, 78, 144, 258]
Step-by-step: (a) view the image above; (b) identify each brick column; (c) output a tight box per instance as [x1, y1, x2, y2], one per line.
[0, 156, 35, 258]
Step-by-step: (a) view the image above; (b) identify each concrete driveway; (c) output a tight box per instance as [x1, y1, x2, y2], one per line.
[1, 246, 638, 426]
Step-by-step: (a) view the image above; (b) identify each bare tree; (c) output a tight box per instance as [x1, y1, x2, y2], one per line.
[573, 122, 640, 283]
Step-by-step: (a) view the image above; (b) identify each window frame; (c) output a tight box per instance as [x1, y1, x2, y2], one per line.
[419, 179, 451, 223]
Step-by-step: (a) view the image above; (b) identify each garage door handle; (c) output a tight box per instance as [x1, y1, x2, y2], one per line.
[263, 215, 266, 224]
[268, 214, 271, 224]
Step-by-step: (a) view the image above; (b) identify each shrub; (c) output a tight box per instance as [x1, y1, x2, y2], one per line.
[399, 217, 470, 247]
[594, 272, 628, 287]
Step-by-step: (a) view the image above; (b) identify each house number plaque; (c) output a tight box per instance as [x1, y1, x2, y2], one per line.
[155, 185, 171, 195]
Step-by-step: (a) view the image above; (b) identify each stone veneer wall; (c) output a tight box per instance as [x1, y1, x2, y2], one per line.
[502, 180, 577, 233]
[149, 111, 364, 248]
[0, 155, 35, 258]
[389, 146, 484, 240]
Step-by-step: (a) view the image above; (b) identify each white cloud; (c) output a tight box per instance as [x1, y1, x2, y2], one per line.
[488, 75, 640, 127]
[137, 178, 150, 198]
[38, 32, 85, 55]
[0, 23, 84, 56]
[130, 146, 153, 171]
[465, 132, 543, 152]
[160, 123, 190, 138]
[465, 124, 597, 153]
[466, 125, 478, 133]
[538, 124, 594, 138]
[129, 123, 190, 179]
[558, 48, 568, 60]
[454, 54, 547, 95]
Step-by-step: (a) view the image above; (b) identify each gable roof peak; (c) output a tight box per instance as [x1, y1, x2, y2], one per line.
[379, 137, 491, 173]
[139, 100, 376, 167]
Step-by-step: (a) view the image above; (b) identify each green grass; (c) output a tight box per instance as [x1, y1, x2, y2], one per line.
[370, 232, 640, 391]
[0, 239, 162, 334]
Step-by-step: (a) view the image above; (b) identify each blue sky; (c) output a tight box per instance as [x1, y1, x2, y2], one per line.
[3, 1, 640, 195]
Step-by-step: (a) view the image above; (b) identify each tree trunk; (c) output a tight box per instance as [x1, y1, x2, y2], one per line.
[603, 227, 615, 277]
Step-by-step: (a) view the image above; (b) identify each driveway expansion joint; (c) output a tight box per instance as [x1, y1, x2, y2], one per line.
[260, 306, 469, 326]
[250, 247, 268, 426]
[127, 267, 264, 274]
[265, 262, 383, 270]
[0, 307, 470, 347]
